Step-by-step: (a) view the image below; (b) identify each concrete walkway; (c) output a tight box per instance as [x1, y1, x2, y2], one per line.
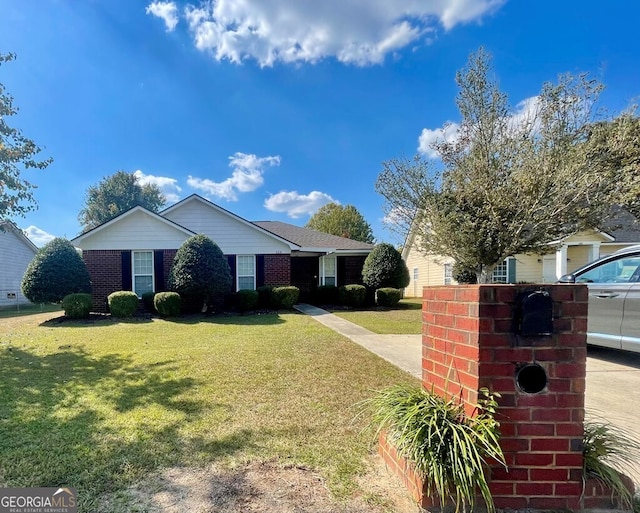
[294, 303, 422, 379]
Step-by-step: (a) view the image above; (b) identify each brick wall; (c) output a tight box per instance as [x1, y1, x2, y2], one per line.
[162, 249, 177, 290]
[83, 250, 122, 312]
[382, 284, 630, 511]
[264, 254, 290, 286]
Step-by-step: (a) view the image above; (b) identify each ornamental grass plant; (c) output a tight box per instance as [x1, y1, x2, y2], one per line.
[363, 384, 506, 513]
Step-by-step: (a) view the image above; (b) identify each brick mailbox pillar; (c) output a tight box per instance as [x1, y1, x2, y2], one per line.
[422, 284, 588, 511]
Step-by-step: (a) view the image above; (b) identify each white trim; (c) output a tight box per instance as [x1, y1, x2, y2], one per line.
[236, 254, 256, 291]
[319, 255, 337, 286]
[132, 250, 154, 297]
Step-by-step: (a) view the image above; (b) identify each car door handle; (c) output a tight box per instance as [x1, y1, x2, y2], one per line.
[592, 292, 619, 299]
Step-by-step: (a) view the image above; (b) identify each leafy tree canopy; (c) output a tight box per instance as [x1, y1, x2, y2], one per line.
[21, 238, 91, 303]
[377, 48, 631, 282]
[1, 53, 52, 222]
[306, 203, 375, 244]
[362, 243, 410, 290]
[168, 234, 232, 313]
[78, 171, 166, 232]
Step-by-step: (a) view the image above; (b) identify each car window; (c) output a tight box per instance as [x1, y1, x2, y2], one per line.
[576, 256, 640, 283]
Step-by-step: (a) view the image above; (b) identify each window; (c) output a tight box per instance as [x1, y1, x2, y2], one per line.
[443, 263, 453, 285]
[492, 260, 508, 283]
[319, 256, 337, 286]
[133, 251, 154, 297]
[577, 256, 640, 283]
[237, 255, 256, 290]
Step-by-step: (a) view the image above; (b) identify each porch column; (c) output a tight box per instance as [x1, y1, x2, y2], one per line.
[556, 244, 568, 279]
[591, 242, 601, 261]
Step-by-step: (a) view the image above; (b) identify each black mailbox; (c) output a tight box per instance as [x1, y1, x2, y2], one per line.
[515, 289, 553, 338]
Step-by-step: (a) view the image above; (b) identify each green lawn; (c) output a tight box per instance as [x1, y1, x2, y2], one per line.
[0, 310, 417, 512]
[330, 298, 423, 334]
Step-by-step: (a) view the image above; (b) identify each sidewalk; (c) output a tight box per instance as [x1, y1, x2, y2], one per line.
[294, 303, 422, 379]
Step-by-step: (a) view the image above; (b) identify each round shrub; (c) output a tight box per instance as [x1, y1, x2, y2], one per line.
[154, 292, 181, 317]
[362, 243, 410, 290]
[168, 235, 232, 313]
[272, 286, 300, 309]
[141, 291, 157, 312]
[21, 238, 91, 304]
[339, 284, 367, 308]
[453, 262, 478, 284]
[376, 287, 402, 308]
[313, 285, 339, 306]
[235, 289, 258, 313]
[62, 293, 92, 319]
[256, 285, 274, 308]
[108, 291, 139, 318]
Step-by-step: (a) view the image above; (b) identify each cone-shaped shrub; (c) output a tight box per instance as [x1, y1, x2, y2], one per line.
[22, 238, 91, 303]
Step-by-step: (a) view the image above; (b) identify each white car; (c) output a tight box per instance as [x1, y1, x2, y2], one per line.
[559, 245, 640, 353]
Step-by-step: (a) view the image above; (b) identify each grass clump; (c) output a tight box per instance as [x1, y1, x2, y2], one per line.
[364, 384, 505, 513]
[583, 418, 640, 512]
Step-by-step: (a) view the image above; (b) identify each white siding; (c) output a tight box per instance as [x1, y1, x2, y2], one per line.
[0, 229, 37, 306]
[514, 254, 543, 283]
[163, 200, 291, 254]
[77, 210, 191, 250]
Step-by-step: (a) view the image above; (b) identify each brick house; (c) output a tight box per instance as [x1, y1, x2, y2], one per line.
[71, 194, 373, 311]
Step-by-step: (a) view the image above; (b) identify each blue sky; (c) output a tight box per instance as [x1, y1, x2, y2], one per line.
[2, 0, 639, 246]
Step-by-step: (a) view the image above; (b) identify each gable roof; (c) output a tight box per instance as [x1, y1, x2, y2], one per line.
[161, 195, 300, 250]
[253, 221, 374, 252]
[1, 221, 39, 253]
[71, 205, 196, 246]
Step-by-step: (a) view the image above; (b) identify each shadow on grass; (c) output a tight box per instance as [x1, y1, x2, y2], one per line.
[0, 346, 258, 511]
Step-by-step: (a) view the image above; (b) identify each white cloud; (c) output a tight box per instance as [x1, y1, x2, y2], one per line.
[418, 121, 460, 158]
[187, 152, 281, 201]
[177, 0, 506, 67]
[264, 190, 336, 218]
[146, 1, 179, 31]
[23, 226, 55, 247]
[133, 170, 182, 203]
[418, 95, 540, 158]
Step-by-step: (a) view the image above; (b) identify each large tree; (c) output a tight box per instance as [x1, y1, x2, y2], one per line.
[306, 203, 375, 243]
[1, 53, 52, 222]
[78, 171, 166, 232]
[376, 48, 626, 283]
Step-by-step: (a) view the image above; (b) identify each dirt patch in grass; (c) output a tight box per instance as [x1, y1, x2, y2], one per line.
[106, 458, 420, 513]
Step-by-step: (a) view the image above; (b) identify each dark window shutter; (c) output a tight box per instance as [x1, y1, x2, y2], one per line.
[337, 256, 346, 287]
[256, 254, 265, 287]
[121, 251, 132, 291]
[154, 250, 164, 291]
[507, 258, 517, 284]
[227, 255, 237, 290]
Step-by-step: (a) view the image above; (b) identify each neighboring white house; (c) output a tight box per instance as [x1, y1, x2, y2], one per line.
[402, 215, 640, 297]
[0, 221, 38, 307]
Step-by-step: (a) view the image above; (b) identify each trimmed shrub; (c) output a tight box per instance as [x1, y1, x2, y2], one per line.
[362, 243, 410, 290]
[313, 285, 339, 306]
[235, 289, 258, 313]
[339, 284, 367, 308]
[453, 262, 477, 284]
[272, 286, 300, 309]
[154, 292, 181, 318]
[62, 293, 92, 319]
[376, 287, 402, 307]
[168, 235, 232, 313]
[256, 285, 274, 309]
[21, 238, 91, 304]
[141, 291, 157, 313]
[108, 291, 139, 318]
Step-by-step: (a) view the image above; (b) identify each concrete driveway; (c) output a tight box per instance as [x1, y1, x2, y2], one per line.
[585, 346, 640, 484]
[295, 304, 640, 486]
